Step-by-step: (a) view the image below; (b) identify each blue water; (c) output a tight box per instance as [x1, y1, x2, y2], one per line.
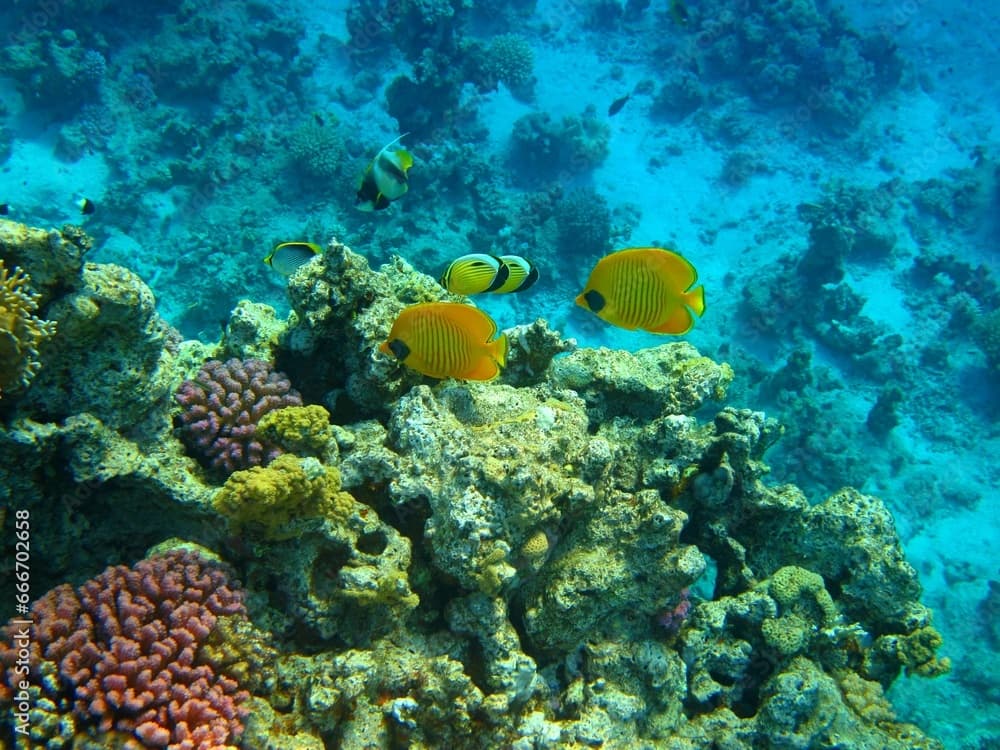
[1, 0, 997, 747]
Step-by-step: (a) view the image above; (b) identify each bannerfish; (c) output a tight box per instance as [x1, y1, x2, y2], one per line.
[608, 93, 630, 117]
[264, 241, 321, 277]
[575, 247, 705, 334]
[441, 254, 510, 295]
[356, 134, 413, 211]
[493, 255, 539, 293]
[379, 301, 508, 381]
[78, 198, 95, 215]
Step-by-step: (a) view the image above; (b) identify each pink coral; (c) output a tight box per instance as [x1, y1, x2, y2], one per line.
[175, 357, 302, 475]
[0, 550, 248, 749]
[656, 587, 692, 636]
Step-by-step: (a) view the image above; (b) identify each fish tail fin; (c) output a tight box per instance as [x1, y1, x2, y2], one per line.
[686, 285, 706, 317]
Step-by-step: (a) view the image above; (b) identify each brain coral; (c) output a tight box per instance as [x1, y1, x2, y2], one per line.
[175, 358, 303, 475]
[0, 259, 56, 397]
[0, 549, 248, 749]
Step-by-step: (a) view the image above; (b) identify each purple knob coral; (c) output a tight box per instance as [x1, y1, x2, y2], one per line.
[175, 358, 302, 475]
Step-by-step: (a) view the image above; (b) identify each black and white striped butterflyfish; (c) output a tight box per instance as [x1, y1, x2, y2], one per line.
[440, 253, 538, 295]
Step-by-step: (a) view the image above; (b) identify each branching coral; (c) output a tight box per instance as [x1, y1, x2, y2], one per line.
[484, 33, 535, 95]
[288, 120, 346, 185]
[0, 259, 56, 397]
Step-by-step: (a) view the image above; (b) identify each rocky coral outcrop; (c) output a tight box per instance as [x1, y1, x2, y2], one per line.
[0, 224, 949, 749]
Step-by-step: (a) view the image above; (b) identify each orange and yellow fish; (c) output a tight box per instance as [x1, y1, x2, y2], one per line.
[379, 301, 508, 381]
[575, 247, 706, 334]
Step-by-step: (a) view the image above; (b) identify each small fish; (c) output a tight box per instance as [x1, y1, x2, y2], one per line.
[78, 198, 95, 215]
[379, 301, 508, 381]
[575, 247, 705, 334]
[264, 241, 321, 277]
[356, 134, 414, 212]
[608, 94, 630, 117]
[441, 254, 510, 295]
[669, 0, 689, 25]
[0, 203, 8, 216]
[493, 255, 539, 293]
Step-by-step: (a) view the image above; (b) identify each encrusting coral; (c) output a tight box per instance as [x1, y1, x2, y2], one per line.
[0, 259, 56, 397]
[213, 453, 354, 538]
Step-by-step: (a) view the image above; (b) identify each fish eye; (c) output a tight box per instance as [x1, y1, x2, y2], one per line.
[583, 290, 605, 312]
[387, 339, 410, 360]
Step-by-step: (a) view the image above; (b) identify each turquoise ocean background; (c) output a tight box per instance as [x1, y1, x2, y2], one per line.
[0, 0, 997, 746]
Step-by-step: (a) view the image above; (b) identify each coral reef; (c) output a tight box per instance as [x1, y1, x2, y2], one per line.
[476, 34, 535, 99]
[0, 223, 950, 749]
[0, 548, 248, 749]
[175, 358, 303, 476]
[690, 0, 903, 134]
[555, 187, 612, 259]
[0, 260, 56, 398]
[509, 109, 610, 183]
[287, 119, 347, 187]
[0, 30, 106, 119]
[971, 308, 1000, 372]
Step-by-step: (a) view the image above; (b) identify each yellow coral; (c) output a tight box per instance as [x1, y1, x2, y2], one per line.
[896, 626, 951, 678]
[213, 454, 355, 538]
[838, 671, 896, 724]
[766, 565, 839, 627]
[257, 404, 334, 457]
[761, 613, 809, 656]
[201, 615, 277, 696]
[0, 259, 56, 397]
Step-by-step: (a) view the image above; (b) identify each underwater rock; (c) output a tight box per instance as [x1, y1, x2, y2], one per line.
[549, 342, 734, 420]
[388, 381, 592, 594]
[223, 454, 419, 644]
[221, 299, 286, 362]
[0, 220, 88, 302]
[500, 318, 577, 386]
[522, 488, 704, 653]
[22, 262, 177, 429]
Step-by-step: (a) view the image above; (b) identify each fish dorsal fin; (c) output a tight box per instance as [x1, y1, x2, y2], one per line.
[376, 132, 410, 156]
[446, 302, 498, 342]
[644, 247, 699, 289]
